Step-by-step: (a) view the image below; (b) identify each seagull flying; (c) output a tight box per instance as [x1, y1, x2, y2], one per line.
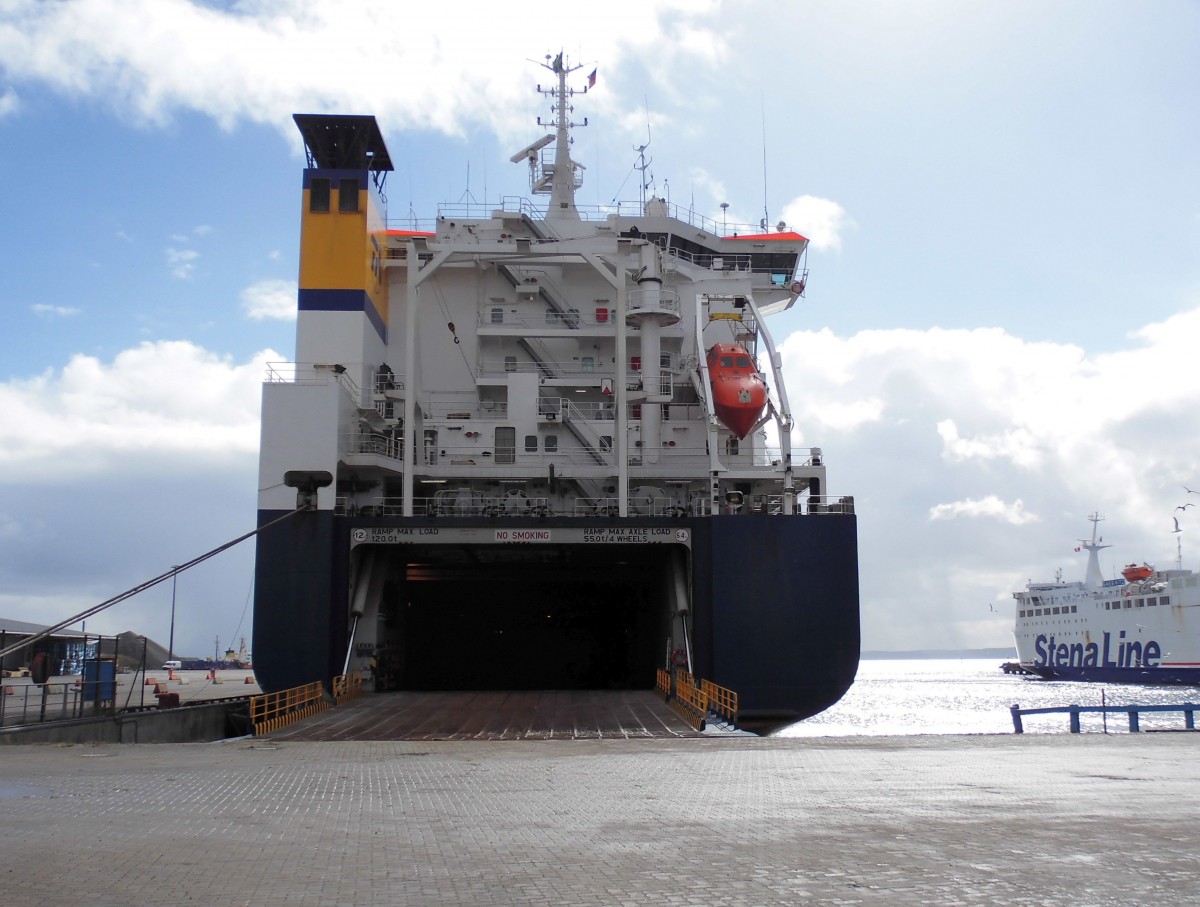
[1177, 503, 1195, 511]
[1173, 516, 1182, 533]
[1185, 485, 1200, 496]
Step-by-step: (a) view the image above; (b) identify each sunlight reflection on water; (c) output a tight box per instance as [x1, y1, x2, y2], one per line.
[778, 658, 1200, 736]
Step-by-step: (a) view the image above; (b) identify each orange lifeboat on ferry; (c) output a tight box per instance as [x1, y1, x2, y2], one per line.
[1121, 563, 1153, 583]
[706, 342, 767, 439]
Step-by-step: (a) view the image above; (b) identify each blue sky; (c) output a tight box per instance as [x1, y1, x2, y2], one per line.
[2, 0, 1199, 659]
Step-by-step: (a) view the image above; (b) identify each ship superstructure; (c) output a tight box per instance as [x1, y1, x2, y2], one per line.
[253, 56, 860, 733]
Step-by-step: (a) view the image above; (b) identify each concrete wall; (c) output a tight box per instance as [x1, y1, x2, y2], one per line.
[0, 701, 249, 746]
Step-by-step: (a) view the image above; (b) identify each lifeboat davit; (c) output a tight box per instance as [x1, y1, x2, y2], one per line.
[1122, 563, 1153, 583]
[706, 342, 767, 439]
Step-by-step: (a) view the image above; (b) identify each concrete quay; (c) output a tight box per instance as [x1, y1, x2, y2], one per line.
[0, 732, 1196, 905]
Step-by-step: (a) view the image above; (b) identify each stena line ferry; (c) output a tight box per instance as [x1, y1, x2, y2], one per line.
[251, 54, 860, 734]
[1013, 513, 1200, 684]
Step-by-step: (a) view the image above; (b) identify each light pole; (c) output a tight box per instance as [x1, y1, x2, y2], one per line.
[168, 567, 178, 662]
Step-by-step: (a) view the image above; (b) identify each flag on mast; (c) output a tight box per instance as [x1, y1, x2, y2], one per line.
[588, 68, 597, 88]
[552, 52, 563, 73]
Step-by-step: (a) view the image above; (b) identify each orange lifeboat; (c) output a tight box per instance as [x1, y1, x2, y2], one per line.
[1121, 563, 1152, 583]
[706, 342, 767, 439]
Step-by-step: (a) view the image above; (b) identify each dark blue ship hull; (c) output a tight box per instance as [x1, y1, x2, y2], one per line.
[252, 512, 859, 734]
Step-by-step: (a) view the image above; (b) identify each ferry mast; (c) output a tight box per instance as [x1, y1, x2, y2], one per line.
[1081, 512, 1111, 590]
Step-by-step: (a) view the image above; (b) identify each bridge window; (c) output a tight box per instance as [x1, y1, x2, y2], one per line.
[524, 435, 538, 452]
[545, 435, 558, 452]
[338, 179, 360, 213]
[491, 308, 504, 324]
[504, 356, 517, 372]
[582, 356, 594, 373]
[310, 178, 331, 212]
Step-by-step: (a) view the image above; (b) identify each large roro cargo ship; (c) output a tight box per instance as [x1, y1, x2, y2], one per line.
[252, 57, 860, 734]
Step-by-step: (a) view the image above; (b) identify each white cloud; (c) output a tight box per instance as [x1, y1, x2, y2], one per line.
[240, 278, 297, 321]
[929, 496, 1040, 525]
[31, 303, 82, 318]
[0, 85, 18, 117]
[780, 195, 850, 251]
[165, 246, 199, 278]
[0, 341, 278, 647]
[780, 304, 1200, 648]
[0, 340, 273, 483]
[0, 0, 730, 143]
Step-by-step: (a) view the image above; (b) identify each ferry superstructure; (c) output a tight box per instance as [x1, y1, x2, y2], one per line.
[1013, 513, 1200, 683]
[252, 57, 860, 733]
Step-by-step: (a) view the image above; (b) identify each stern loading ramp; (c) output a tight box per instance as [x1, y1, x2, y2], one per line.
[360, 541, 684, 693]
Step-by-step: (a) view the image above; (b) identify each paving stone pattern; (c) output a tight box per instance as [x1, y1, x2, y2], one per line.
[1, 734, 1197, 905]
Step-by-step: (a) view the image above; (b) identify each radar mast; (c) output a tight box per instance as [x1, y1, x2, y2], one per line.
[511, 52, 590, 220]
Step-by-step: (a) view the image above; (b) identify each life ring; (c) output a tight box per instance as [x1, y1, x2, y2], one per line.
[670, 648, 688, 668]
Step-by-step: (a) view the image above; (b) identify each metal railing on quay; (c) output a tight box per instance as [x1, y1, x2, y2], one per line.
[1, 680, 117, 726]
[1011, 702, 1200, 734]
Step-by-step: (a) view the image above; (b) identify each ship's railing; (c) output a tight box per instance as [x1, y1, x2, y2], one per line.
[388, 195, 797, 242]
[656, 668, 741, 732]
[346, 430, 403, 460]
[265, 361, 369, 406]
[804, 495, 856, 515]
[575, 497, 692, 517]
[343, 433, 828, 474]
[478, 307, 640, 330]
[479, 356, 621, 377]
[337, 494, 852, 519]
[332, 671, 363, 705]
[627, 287, 681, 317]
[422, 396, 508, 420]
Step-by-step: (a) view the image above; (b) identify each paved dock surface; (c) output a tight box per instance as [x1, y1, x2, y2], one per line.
[1, 731, 1197, 905]
[270, 689, 699, 740]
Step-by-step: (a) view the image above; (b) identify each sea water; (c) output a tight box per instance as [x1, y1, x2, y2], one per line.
[777, 657, 1200, 736]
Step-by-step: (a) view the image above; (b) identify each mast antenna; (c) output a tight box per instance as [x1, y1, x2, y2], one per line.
[760, 92, 769, 232]
[634, 103, 653, 207]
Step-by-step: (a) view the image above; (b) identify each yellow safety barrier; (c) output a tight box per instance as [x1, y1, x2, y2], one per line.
[660, 669, 741, 732]
[669, 673, 708, 731]
[332, 671, 363, 705]
[250, 681, 329, 735]
[700, 678, 739, 724]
